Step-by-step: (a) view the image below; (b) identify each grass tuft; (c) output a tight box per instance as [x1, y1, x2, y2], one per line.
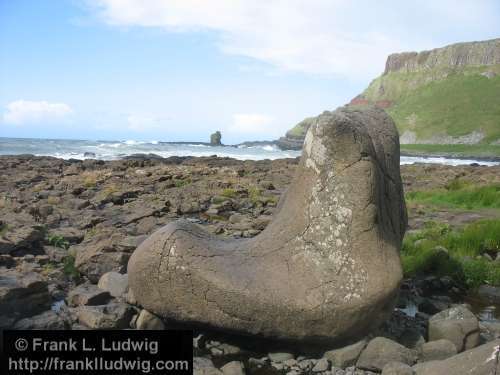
[401, 220, 500, 288]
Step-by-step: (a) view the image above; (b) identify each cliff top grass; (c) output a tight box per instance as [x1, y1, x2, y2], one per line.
[285, 117, 316, 138]
[363, 64, 500, 143]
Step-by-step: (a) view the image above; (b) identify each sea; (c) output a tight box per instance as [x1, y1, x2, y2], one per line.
[0, 137, 498, 166]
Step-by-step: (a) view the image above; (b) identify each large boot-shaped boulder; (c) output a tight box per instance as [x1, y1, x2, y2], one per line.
[128, 106, 407, 343]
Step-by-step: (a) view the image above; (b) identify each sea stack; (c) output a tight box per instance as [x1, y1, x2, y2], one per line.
[210, 131, 222, 146]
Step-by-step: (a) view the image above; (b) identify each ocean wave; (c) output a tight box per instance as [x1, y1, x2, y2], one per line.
[4, 137, 497, 165]
[187, 144, 209, 147]
[123, 140, 145, 145]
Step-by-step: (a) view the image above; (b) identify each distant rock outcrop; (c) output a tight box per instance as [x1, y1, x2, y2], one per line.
[210, 131, 222, 146]
[276, 117, 316, 150]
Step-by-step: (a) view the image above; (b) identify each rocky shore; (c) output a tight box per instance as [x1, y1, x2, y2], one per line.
[1, 154, 500, 374]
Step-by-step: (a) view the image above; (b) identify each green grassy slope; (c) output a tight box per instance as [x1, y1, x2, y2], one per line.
[363, 65, 500, 143]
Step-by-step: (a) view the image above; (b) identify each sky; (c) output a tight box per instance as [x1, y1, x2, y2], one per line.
[0, 1, 499, 143]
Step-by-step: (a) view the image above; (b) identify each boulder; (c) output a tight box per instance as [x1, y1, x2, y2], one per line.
[220, 361, 245, 375]
[419, 339, 457, 362]
[382, 362, 415, 375]
[413, 340, 500, 375]
[357, 337, 417, 372]
[129, 106, 407, 343]
[312, 358, 330, 372]
[0, 269, 51, 328]
[268, 352, 294, 362]
[323, 339, 367, 369]
[98, 271, 129, 298]
[194, 357, 223, 375]
[428, 306, 480, 352]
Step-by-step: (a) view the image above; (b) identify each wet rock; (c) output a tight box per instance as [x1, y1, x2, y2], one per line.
[76, 302, 135, 329]
[0, 254, 16, 268]
[357, 337, 417, 372]
[135, 309, 165, 330]
[13, 310, 68, 330]
[428, 306, 480, 352]
[67, 283, 112, 307]
[129, 107, 407, 343]
[419, 339, 457, 361]
[381, 362, 415, 375]
[0, 269, 51, 328]
[477, 285, 500, 303]
[412, 339, 500, 375]
[220, 361, 245, 375]
[480, 321, 500, 341]
[324, 339, 367, 369]
[98, 271, 129, 298]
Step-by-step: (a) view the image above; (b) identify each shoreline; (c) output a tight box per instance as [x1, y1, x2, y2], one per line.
[1, 152, 499, 167]
[400, 150, 500, 163]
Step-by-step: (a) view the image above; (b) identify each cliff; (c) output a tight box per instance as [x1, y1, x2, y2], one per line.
[279, 38, 500, 149]
[383, 39, 500, 75]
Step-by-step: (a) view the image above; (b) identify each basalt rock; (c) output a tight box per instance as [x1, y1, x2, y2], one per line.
[128, 106, 407, 343]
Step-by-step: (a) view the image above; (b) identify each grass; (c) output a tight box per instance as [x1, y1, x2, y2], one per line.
[401, 220, 500, 287]
[286, 117, 315, 138]
[47, 234, 70, 250]
[221, 188, 237, 198]
[173, 178, 191, 188]
[63, 255, 80, 280]
[406, 183, 500, 210]
[248, 186, 262, 204]
[0, 222, 8, 237]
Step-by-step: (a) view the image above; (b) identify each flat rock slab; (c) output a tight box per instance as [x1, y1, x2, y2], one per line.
[129, 106, 407, 343]
[413, 340, 500, 375]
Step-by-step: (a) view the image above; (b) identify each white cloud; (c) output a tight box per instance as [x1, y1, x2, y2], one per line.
[88, 0, 499, 80]
[3, 100, 73, 125]
[229, 113, 273, 134]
